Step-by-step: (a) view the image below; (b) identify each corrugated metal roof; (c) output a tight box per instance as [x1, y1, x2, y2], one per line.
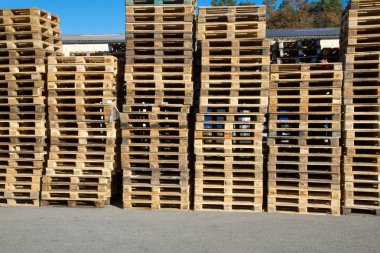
[62, 34, 125, 44]
[61, 28, 340, 44]
[266, 28, 340, 39]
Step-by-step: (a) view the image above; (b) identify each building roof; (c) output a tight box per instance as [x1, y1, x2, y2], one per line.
[266, 28, 340, 39]
[62, 33, 125, 44]
[61, 28, 340, 44]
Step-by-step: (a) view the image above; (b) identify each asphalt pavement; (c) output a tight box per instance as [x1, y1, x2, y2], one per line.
[0, 206, 379, 253]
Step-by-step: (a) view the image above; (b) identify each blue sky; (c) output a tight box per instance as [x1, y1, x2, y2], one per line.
[1, 0, 348, 34]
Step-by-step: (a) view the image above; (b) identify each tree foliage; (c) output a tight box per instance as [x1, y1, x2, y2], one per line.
[211, 0, 344, 28]
[238, 0, 256, 5]
[211, 0, 237, 6]
[211, 0, 255, 6]
[266, 0, 343, 28]
[263, 0, 277, 15]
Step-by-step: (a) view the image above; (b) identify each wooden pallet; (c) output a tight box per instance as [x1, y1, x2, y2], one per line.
[0, 33, 60, 45]
[202, 39, 269, 53]
[126, 5, 194, 23]
[126, 32, 192, 40]
[198, 6, 265, 16]
[344, 11, 380, 31]
[194, 195, 262, 212]
[268, 162, 340, 174]
[268, 198, 340, 216]
[121, 143, 188, 154]
[349, 0, 380, 9]
[198, 9, 265, 23]
[198, 30, 265, 41]
[195, 145, 263, 155]
[202, 64, 269, 73]
[48, 72, 116, 82]
[344, 193, 379, 213]
[0, 189, 40, 199]
[126, 56, 193, 65]
[123, 104, 190, 113]
[122, 140, 188, 150]
[41, 190, 109, 201]
[196, 113, 265, 122]
[120, 113, 188, 128]
[125, 92, 193, 104]
[49, 121, 115, 129]
[343, 206, 380, 216]
[195, 122, 264, 133]
[194, 176, 263, 211]
[0, 189, 40, 200]
[0, 20, 60, 34]
[0, 158, 44, 168]
[0, 56, 46, 67]
[195, 129, 263, 140]
[0, 40, 61, 53]
[202, 56, 270, 67]
[125, 64, 191, 73]
[0, 198, 39, 207]
[123, 185, 190, 210]
[0, 8, 59, 20]
[123, 159, 189, 170]
[42, 175, 111, 186]
[198, 22, 266, 34]
[271, 63, 342, 72]
[122, 152, 187, 162]
[0, 8, 59, 19]
[0, 64, 45, 74]
[41, 199, 107, 208]
[126, 39, 193, 48]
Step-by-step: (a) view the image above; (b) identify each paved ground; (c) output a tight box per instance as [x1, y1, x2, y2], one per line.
[0, 206, 379, 253]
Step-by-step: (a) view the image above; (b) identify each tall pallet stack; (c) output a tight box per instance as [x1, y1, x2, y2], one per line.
[341, 0, 380, 215]
[268, 63, 343, 215]
[194, 6, 269, 211]
[122, 0, 195, 210]
[42, 56, 117, 207]
[0, 8, 61, 206]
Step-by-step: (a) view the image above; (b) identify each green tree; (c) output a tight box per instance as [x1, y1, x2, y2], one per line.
[267, 0, 314, 29]
[279, 0, 292, 9]
[310, 0, 343, 27]
[238, 0, 256, 5]
[211, 0, 237, 6]
[311, 0, 343, 13]
[263, 0, 277, 14]
[211, 0, 256, 6]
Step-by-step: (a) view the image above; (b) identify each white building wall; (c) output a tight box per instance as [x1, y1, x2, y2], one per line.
[62, 44, 110, 56]
[320, 39, 339, 49]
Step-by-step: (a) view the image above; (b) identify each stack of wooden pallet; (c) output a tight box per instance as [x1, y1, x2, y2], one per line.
[122, 0, 195, 210]
[268, 63, 343, 215]
[271, 39, 322, 64]
[271, 39, 340, 64]
[42, 56, 117, 207]
[194, 6, 269, 211]
[341, 0, 380, 215]
[0, 8, 61, 207]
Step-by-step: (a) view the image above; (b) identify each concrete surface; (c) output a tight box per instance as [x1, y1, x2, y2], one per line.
[0, 206, 379, 253]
